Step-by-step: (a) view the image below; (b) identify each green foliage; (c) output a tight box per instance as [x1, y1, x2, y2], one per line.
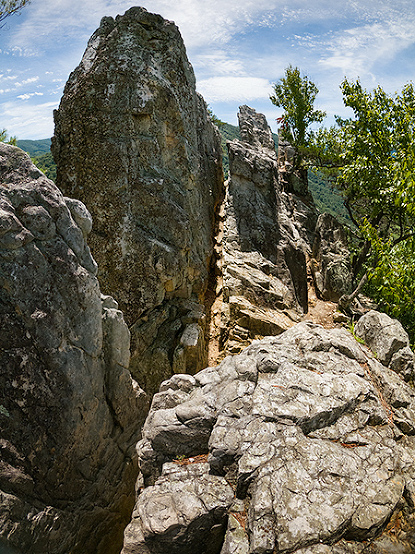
[207, 107, 225, 127]
[307, 169, 351, 227]
[16, 138, 51, 156]
[270, 65, 326, 149]
[323, 79, 415, 237]
[13, 138, 57, 181]
[311, 79, 415, 341]
[363, 223, 415, 342]
[31, 152, 56, 181]
[0, 128, 17, 145]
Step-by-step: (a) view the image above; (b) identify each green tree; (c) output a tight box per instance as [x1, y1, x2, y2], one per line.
[207, 106, 225, 127]
[0, 0, 30, 24]
[314, 79, 415, 329]
[270, 65, 326, 150]
[0, 128, 16, 145]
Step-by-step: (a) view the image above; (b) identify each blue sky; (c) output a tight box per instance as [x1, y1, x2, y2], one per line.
[1, 0, 415, 139]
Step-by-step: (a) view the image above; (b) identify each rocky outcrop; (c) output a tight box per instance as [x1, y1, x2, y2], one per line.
[355, 310, 415, 383]
[219, 106, 317, 354]
[277, 134, 309, 197]
[52, 7, 224, 394]
[311, 212, 353, 302]
[123, 320, 415, 553]
[0, 143, 148, 554]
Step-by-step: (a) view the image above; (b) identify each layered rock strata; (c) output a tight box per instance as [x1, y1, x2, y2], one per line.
[0, 143, 147, 554]
[52, 7, 224, 394]
[220, 106, 317, 354]
[123, 320, 415, 553]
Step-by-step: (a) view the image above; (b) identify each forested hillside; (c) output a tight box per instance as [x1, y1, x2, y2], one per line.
[16, 138, 51, 156]
[16, 138, 56, 181]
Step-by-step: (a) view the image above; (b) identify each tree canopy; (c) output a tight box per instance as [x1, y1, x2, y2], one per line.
[312, 79, 415, 336]
[270, 65, 326, 149]
[0, 128, 16, 145]
[271, 67, 415, 339]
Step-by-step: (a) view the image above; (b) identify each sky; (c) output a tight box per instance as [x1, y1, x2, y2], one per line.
[1, 0, 415, 139]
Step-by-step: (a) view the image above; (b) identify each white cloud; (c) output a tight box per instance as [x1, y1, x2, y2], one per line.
[197, 76, 272, 102]
[5, 0, 373, 53]
[0, 74, 18, 82]
[14, 76, 39, 87]
[194, 51, 245, 76]
[17, 92, 44, 100]
[319, 15, 415, 78]
[0, 100, 57, 139]
[3, 0, 415, 139]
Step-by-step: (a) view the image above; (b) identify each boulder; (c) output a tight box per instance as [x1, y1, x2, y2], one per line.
[124, 320, 415, 553]
[52, 7, 224, 394]
[0, 143, 148, 554]
[355, 310, 415, 381]
[122, 461, 234, 554]
[220, 106, 317, 354]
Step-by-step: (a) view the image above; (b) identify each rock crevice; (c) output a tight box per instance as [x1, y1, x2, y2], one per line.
[52, 6, 224, 396]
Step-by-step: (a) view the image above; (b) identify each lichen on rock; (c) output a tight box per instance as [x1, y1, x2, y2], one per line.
[124, 321, 415, 553]
[52, 6, 224, 395]
[0, 143, 148, 554]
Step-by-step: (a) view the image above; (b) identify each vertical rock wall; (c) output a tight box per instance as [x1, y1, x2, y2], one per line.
[219, 106, 317, 354]
[0, 144, 148, 554]
[52, 7, 224, 395]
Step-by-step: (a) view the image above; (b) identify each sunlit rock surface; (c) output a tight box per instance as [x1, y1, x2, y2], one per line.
[124, 321, 415, 553]
[220, 106, 317, 354]
[53, 7, 224, 394]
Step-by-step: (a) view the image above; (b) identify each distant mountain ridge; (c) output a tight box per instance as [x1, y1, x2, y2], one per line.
[16, 138, 51, 156]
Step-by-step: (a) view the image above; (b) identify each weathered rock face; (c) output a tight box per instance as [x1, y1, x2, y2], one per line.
[219, 106, 317, 354]
[277, 134, 309, 197]
[311, 212, 353, 302]
[0, 144, 148, 554]
[123, 320, 415, 553]
[52, 7, 224, 394]
[355, 310, 415, 383]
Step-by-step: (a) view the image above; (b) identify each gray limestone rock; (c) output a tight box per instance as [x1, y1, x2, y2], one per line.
[52, 7, 224, 394]
[221, 106, 317, 354]
[277, 135, 309, 197]
[311, 212, 353, 302]
[122, 462, 234, 554]
[355, 310, 414, 381]
[0, 143, 148, 554]
[125, 320, 415, 553]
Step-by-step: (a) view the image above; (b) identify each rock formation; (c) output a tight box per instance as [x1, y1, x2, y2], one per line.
[52, 7, 224, 395]
[6, 5, 413, 554]
[123, 319, 415, 553]
[0, 143, 148, 554]
[311, 212, 353, 302]
[218, 105, 317, 355]
[355, 310, 415, 383]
